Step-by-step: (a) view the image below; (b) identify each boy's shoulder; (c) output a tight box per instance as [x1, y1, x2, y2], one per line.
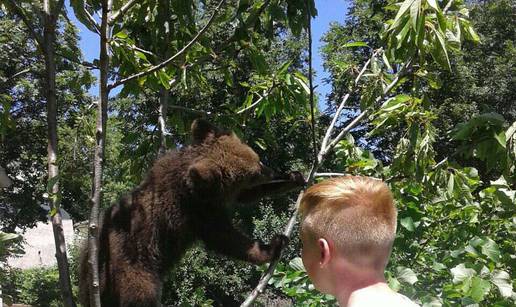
[349, 289, 419, 307]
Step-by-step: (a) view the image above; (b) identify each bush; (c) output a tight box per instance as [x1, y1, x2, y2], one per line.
[2, 266, 62, 307]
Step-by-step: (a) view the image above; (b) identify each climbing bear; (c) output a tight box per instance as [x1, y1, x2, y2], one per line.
[79, 119, 305, 307]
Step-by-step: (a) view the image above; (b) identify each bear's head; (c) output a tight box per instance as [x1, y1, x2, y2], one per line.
[187, 119, 281, 202]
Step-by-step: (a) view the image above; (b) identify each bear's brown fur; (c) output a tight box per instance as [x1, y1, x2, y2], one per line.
[78, 119, 304, 307]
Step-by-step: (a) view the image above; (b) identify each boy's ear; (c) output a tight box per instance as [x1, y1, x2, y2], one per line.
[191, 118, 219, 144]
[318, 238, 332, 267]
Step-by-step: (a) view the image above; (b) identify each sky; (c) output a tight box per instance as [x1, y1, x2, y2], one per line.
[67, 0, 350, 102]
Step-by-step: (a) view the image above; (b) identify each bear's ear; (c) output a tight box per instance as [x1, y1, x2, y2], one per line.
[187, 160, 222, 191]
[191, 119, 220, 145]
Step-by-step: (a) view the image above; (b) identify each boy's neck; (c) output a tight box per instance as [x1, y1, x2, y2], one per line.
[332, 263, 388, 307]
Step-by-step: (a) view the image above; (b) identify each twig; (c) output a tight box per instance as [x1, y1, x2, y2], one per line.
[315, 172, 346, 177]
[2, 68, 30, 83]
[319, 48, 382, 160]
[168, 105, 211, 116]
[108, 0, 140, 25]
[324, 60, 411, 153]
[108, 0, 227, 90]
[82, 5, 101, 35]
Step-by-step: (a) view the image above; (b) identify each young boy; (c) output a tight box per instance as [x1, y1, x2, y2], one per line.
[299, 176, 419, 306]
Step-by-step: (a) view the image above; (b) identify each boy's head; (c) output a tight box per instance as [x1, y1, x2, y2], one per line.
[299, 176, 397, 292]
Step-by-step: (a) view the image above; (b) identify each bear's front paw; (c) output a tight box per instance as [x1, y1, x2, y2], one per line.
[288, 171, 306, 186]
[270, 234, 289, 259]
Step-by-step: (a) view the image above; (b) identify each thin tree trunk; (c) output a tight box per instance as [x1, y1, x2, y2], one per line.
[42, 1, 75, 306]
[157, 0, 171, 157]
[158, 87, 169, 157]
[88, 0, 111, 306]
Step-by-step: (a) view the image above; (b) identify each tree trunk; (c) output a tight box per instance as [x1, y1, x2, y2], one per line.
[88, 1, 111, 306]
[42, 1, 75, 306]
[158, 87, 169, 157]
[157, 0, 171, 157]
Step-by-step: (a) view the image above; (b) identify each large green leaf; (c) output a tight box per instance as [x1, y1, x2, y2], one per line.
[451, 264, 476, 284]
[70, 0, 99, 33]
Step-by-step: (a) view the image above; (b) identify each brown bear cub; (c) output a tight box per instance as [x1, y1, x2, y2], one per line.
[79, 119, 305, 307]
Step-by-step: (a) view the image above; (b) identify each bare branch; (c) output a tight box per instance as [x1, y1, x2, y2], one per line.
[83, 7, 101, 35]
[108, 0, 227, 90]
[315, 172, 347, 177]
[131, 45, 158, 58]
[108, 0, 139, 25]
[319, 48, 382, 160]
[323, 60, 411, 154]
[2, 68, 30, 83]
[168, 104, 211, 116]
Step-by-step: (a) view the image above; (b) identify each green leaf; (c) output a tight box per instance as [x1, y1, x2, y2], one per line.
[432, 29, 451, 70]
[0, 232, 21, 243]
[494, 131, 506, 148]
[382, 52, 393, 71]
[70, 0, 99, 33]
[480, 238, 501, 262]
[426, 0, 440, 12]
[400, 216, 415, 231]
[491, 270, 513, 298]
[468, 277, 491, 302]
[451, 264, 476, 284]
[396, 267, 418, 285]
[49, 206, 58, 217]
[249, 48, 268, 75]
[466, 26, 480, 43]
[289, 257, 306, 272]
[410, 0, 421, 31]
[392, 0, 416, 29]
[343, 41, 369, 48]
[46, 175, 60, 193]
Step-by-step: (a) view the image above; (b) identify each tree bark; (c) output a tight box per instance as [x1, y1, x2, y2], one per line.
[157, 87, 169, 157]
[42, 1, 75, 306]
[88, 0, 112, 306]
[156, 0, 171, 157]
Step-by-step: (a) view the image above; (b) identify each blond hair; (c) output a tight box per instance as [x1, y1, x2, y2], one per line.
[299, 176, 397, 270]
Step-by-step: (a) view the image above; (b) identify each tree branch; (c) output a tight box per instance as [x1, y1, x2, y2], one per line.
[2, 68, 30, 83]
[315, 172, 346, 177]
[108, 0, 139, 25]
[168, 104, 211, 116]
[319, 48, 382, 160]
[83, 7, 101, 35]
[108, 0, 227, 90]
[324, 60, 411, 154]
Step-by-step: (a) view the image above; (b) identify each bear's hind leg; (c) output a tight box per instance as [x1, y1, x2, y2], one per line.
[116, 268, 162, 307]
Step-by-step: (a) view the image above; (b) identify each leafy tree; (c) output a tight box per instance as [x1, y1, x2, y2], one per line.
[267, 0, 515, 306]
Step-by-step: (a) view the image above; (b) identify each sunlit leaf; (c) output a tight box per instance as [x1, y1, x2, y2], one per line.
[397, 267, 418, 285]
[451, 264, 476, 284]
[343, 41, 369, 48]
